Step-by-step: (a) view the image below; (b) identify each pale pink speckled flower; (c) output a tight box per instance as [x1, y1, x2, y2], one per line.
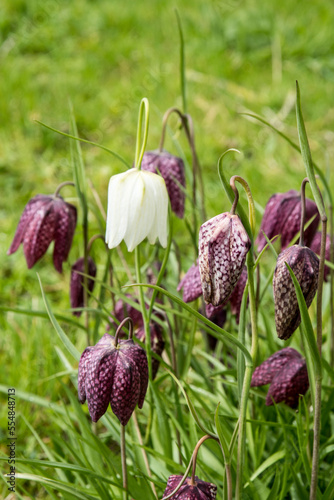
[199, 213, 251, 307]
[177, 261, 202, 303]
[8, 194, 77, 273]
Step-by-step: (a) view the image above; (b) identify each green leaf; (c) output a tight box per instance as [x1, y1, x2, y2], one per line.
[214, 403, 230, 463]
[249, 450, 285, 482]
[37, 274, 81, 362]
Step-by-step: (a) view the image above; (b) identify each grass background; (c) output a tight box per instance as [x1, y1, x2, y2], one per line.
[1, 0, 334, 498]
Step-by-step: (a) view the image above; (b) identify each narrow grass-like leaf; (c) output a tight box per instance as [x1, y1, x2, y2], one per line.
[37, 274, 81, 361]
[13, 473, 100, 499]
[285, 263, 321, 377]
[266, 468, 280, 500]
[249, 450, 285, 482]
[214, 403, 230, 463]
[175, 9, 187, 114]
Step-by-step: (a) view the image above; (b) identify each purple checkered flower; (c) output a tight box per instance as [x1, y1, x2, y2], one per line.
[162, 475, 217, 500]
[8, 193, 77, 273]
[70, 257, 97, 317]
[309, 231, 332, 282]
[141, 150, 186, 218]
[251, 348, 309, 408]
[199, 213, 251, 307]
[256, 190, 319, 252]
[78, 320, 148, 425]
[273, 245, 319, 340]
[177, 261, 202, 303]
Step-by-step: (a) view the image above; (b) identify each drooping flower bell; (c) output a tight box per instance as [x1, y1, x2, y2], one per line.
[162, 475, 217, 500]
[8, 190, 77, 273]
[107, 295, 144, 330]
[199, 212, 251, 307]
[78, 318, 148, 425]
[256, 189, 319, 252]
[141, 150, 186, 218]
[273, 244, 319, 340]
[136, 321, 165, 379]
[70, 256, 97, 316]
[105, 168, 168, 252]
[177, 261, 203, 303]
[251, 348, 309, 408]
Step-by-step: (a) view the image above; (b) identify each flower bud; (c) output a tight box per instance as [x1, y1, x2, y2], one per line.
[251, 348, 309, 408]
[110, 296, 144, 330]
[273, 245, 319, 340]
[70, 257, 97, 316]
[78, 332, 148, 425]
[163, 475, 217, 500]
[256, 190, 319, 252]
[136, 322, 165, 379]
[141, 150, 186, 218]
[199, 213, 251, 307]
[8, 194, 77, 273]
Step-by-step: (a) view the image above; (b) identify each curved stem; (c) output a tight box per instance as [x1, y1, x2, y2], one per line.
[114, 317, 134, 347]
[190, 435, 212, 485]
[87, 234, 107, 253]
[120, 424, 128, 500]
[134, 98, 150, 169]
[230, 178, 239, 215]
[158, 107, 185, 152]
[230, 175, 256, 236]
[54, 181, 75, 197]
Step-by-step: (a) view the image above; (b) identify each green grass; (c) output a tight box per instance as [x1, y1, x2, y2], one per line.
[1, 0, 334, 498]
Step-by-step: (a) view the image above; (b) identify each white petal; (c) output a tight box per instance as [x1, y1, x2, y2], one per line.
[124, 171, 156, 251]
[146, 173, 168, 247]
[105, 169, 138, 249]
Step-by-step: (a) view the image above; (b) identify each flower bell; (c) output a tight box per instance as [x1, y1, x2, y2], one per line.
[177, 261, 203, 303]
[273, 245, 319, 340]
[251, 348, 309, 408]
[105, 168, 168, 252]
[199, 212, 251, 307]
[141, 150, 186, 218]
[163, 475, 217, 500]
[8, 192, 77, 273]
[70, 257, 97, 316]
[256, 189, 319, 252]
[309, 231, 332, 282]
[78, 319, 148, 425]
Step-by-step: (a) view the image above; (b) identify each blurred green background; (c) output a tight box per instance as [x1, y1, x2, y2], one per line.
[1, 0, 334, 495]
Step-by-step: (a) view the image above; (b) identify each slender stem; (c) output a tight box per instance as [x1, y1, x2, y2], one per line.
[120, 424, 128, 500]
[132, 411, 158, 499]
[134, 98, 150, 169]
[236, 251, 257, 500]
[230, 179, 239, 215]
[54, 181, 75, 197]
[190, 435, 212, 485]
[226, 464, 233, 500]
[114, 317, 134, 347]
[135, 247, 152, 379]
[309, 217, 326, 500]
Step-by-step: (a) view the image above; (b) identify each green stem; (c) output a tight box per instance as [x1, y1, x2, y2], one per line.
[120, 424, 128, 500]
[132, 411, 158, 499]
[134, 98, 150, 169]
[309, 218, 327, 500]
[236, 251, 257, 500]
[135, 246, 152, 380]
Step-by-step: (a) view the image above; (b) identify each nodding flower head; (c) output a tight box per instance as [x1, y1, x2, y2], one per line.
[163, 475, 217, 500]
[177, 261, 203, 303]
[141, 150, 186, 218]
[309, 231, 332, 282]
[8, 193, 77, 273]
[78, 319, 148, 425]
[105, 168, 168, 252]
[199, 212, 251, 307]
[256, 190, 319, 252]
[273, 245, 319, 340]
[251, 348, 309, 408]
[70, 257, 97, 317]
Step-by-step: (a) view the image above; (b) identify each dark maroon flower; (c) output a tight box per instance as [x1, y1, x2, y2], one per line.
[78, 329, 148, 425]
[251, 348, 309, 408]
[70, 257, 97, 317]
[199, 213, 251, 307]
[108, 296, 144, 330]
[273, 245, 319, 340]
[256, 190, 319, 252]
[177, 262, 202, 303]
[309, 231, 332, 282]
[141, 150, 186, 218]
[8, 194, 77, 273]
[136, 322, 165, 379]
[163, 475, 217, 500]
